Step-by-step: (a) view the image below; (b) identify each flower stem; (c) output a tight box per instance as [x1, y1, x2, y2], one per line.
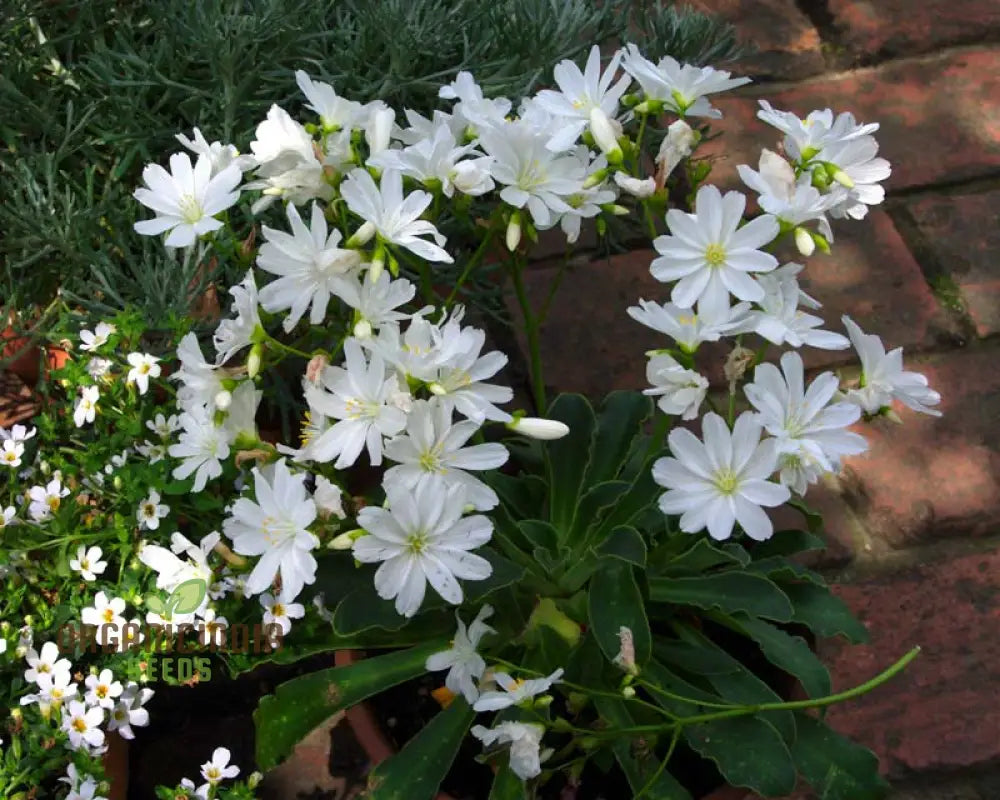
[510, 256, 547, 412]
[445, 225, 496, 307]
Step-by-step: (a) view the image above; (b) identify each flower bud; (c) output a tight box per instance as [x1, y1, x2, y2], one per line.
[365, 105, 395, 156]
[589, 108, 623, 164]
[582, 167, 610, 189]
[353, 318, 373, 339]
[622, 685, 636, 699]
[247, 772, 263, 790]
[656, 119, 697, 187]
[794, 227, 816, 257]
[247, 343, 263, 379]
[613, 172, 655, 198]
[214, 389, 232, 411]
[506, 416, 570, 440]
[347, 221, 376, 248]
[831, 168, 855, 188]
[314, 476, 346, 521]
[329, 529, 365, 550]
[306, 354, 330, 384]
[506, 211, 522, 251]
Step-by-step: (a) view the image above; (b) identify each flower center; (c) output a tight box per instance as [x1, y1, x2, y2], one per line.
[178, 194, 204, 225]
[48, 497, 61, 512]
[418, 446, 446, 474]
[72, 717, 87, 732]
[3, 452, 15, 462]
[207, 767, 221, 780]
[102, 608, 115, 623]
[143, 503, 155, 517]
[96, 685, 108, 698]
[406, 530, 429, 555]
[713, 469, 740, 495]
[272, 603, 285, 618]
[704, 243, 727, 267]
[81, 559, 90, 569]
[39, 663, 51, 674]
[344, 398, 378, 421]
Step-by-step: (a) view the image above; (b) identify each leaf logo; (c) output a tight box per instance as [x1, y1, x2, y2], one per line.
[145, 578, 207, 619]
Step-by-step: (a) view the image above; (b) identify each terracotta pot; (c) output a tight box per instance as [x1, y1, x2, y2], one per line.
[334, 650, 456, 800]
[1, 324, 69, 386]
[104, 734, 129, 800]
[0, 371, 38, 428]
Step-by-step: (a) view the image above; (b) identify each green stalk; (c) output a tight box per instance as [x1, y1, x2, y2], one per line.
[510, 256, 547, 412]
[445, 225, 496, 307]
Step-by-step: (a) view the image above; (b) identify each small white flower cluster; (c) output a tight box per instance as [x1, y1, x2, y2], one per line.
[17, 640, 152, 757]
[173, 746, 241, 798]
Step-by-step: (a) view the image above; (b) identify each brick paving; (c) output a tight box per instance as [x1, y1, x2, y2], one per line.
[508, 1, 1000, 795]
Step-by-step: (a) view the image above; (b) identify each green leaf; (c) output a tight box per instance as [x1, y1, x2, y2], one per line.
[518, 519, 560, 557]
[781, 581, 868, 643]
[643, 661, 731, 716]
[648, 573, 793, 622]
[594, 525, 647, 568]
[168, 578, 207, 615]
[585, 391, 653, 487]
[587, 459, 661, 543]
[731, 614, 831, 698]
[595, 697, 692, 800]
[545, 393, 597, 534]
[143, 594, 167, 615]
[488, 765, 527, 800]
[791, 713, 889, 800]
[367, 698, 476, 800]
[748, 529, 825, 559]
[254, 640, 446, 770]
[487, 471, 547, 520]
[655, 538, 747, 576]
[333, 584, 450, 636]
[568, 480, 630, 543]
[465, 548, 526, 604]
[748, 556, 824, 585]
[160, 479, 192, 495]
[588, 560, 651, 667]
[685, 716, 797, 797]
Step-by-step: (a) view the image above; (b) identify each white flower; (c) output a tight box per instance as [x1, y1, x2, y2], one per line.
[478, 120, 586, 229]
[24, 641, 71, 683]
[471, 722, 547, 781]
[173, 333, 227, 412]
[368, 121, 495, 197]
[426, 605, 495, 703]
[214, 270, 262, 364]
[653, 412, 791, 541]
[533, 45, 630, 152]
[651, 185, 779, 318]
[438, 72, 512, 130]
[1, 440, 24, 469]
[745, 352, 868, 495]
[295, 70, 365, 132]
[84, 668, 123, 710]
[223, 459, 319, 599]
[70, 545, 108, 582]
[245, 104, 331, 211]
[300, 339, 408, 468]
[257, 202, 363, 332]
[313, 475, 346, 520]
[73, 385, 100, 428]
[126, 353, 161, 395]
[79, 322, 116, 352]
[65, 776, 107, 800]
[341, 168, 453, 264]
[0, 505, 15, 529]
[473, 668, 564, 712]
[86, 357, 113, 379]
[137, 490, 170, 531]
[627, 299, 749, 353]
[176, 127, 255, 175]
[821, 136, 891, 220]
[169, 405, 232, 492]
[333, 271, 416, 338]
[81, 592, 128, 640]
[197, 608, 229, 647]
[613, 172, 656, 198]
[0, 424, 36, 442]
[644, 353, 708, 420]
[26, 669, 77, 708]
[147, 413, 180, 438]
[108, 683, 153, 740]
[260, 592, 305, 636]
[28, 477, 70, 521]
[842, 316, 941, 416]
[734, 265, 849, 350]
[364, 101, 395, 156]
[354, 478, 494, 618]
[383, 399, 508, 511]
[656, 119, 698, 181]
[136, 441, 167, 464]
[200, 746, 240, 789]
[133, 153, 241, 248]
[507, 417, 570, 440]
[621, 44, 750, 117]
[756, 101, 879, 162]
[559, 176, 616, 244]
[138, 535, 213, 610]
[62, 700, 105, 750]
[737, 149, 836, 240]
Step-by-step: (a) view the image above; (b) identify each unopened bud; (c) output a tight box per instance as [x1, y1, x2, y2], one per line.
[213, 390, 232, 411]
[506, 211, 522, 251]
[329, 529, 365, 550]
[831, 168, 855, 188]
[306, 354, 329, 384]
[506, 416, 570, 440]
[533, 694, 554, 710]
[602, 203, 629, 216]
[353, 318, 373, 339]
[365, 106, 395, 156]
[622, 685, 636, 699]
[583, 167, 610, 190]
[794, 227, 815, 257]
[347, 220, 376, 248]
[247, 772, 263, 790]
[589, 108, 623, 164]
[247, 343, 263, 379]
[369, 243, 385, 282]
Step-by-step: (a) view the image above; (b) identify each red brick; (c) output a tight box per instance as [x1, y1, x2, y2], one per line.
[819, 547, 1000, 777]
[260, 712, 345, 797]
[828, 0, 1000, 59]
[906, 191, 1000, 338]
[0, 372, 36, 428]
[701, 49, 1000, 192]
[694, 0, 826, 80]
[833, 346, 1000, 548]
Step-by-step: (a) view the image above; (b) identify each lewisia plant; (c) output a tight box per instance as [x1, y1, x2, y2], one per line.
[2, 43, 936, 799]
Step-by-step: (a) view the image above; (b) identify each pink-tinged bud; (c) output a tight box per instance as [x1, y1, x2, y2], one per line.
[507, 416, 570, 440]
[306, 353, 329, 384]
